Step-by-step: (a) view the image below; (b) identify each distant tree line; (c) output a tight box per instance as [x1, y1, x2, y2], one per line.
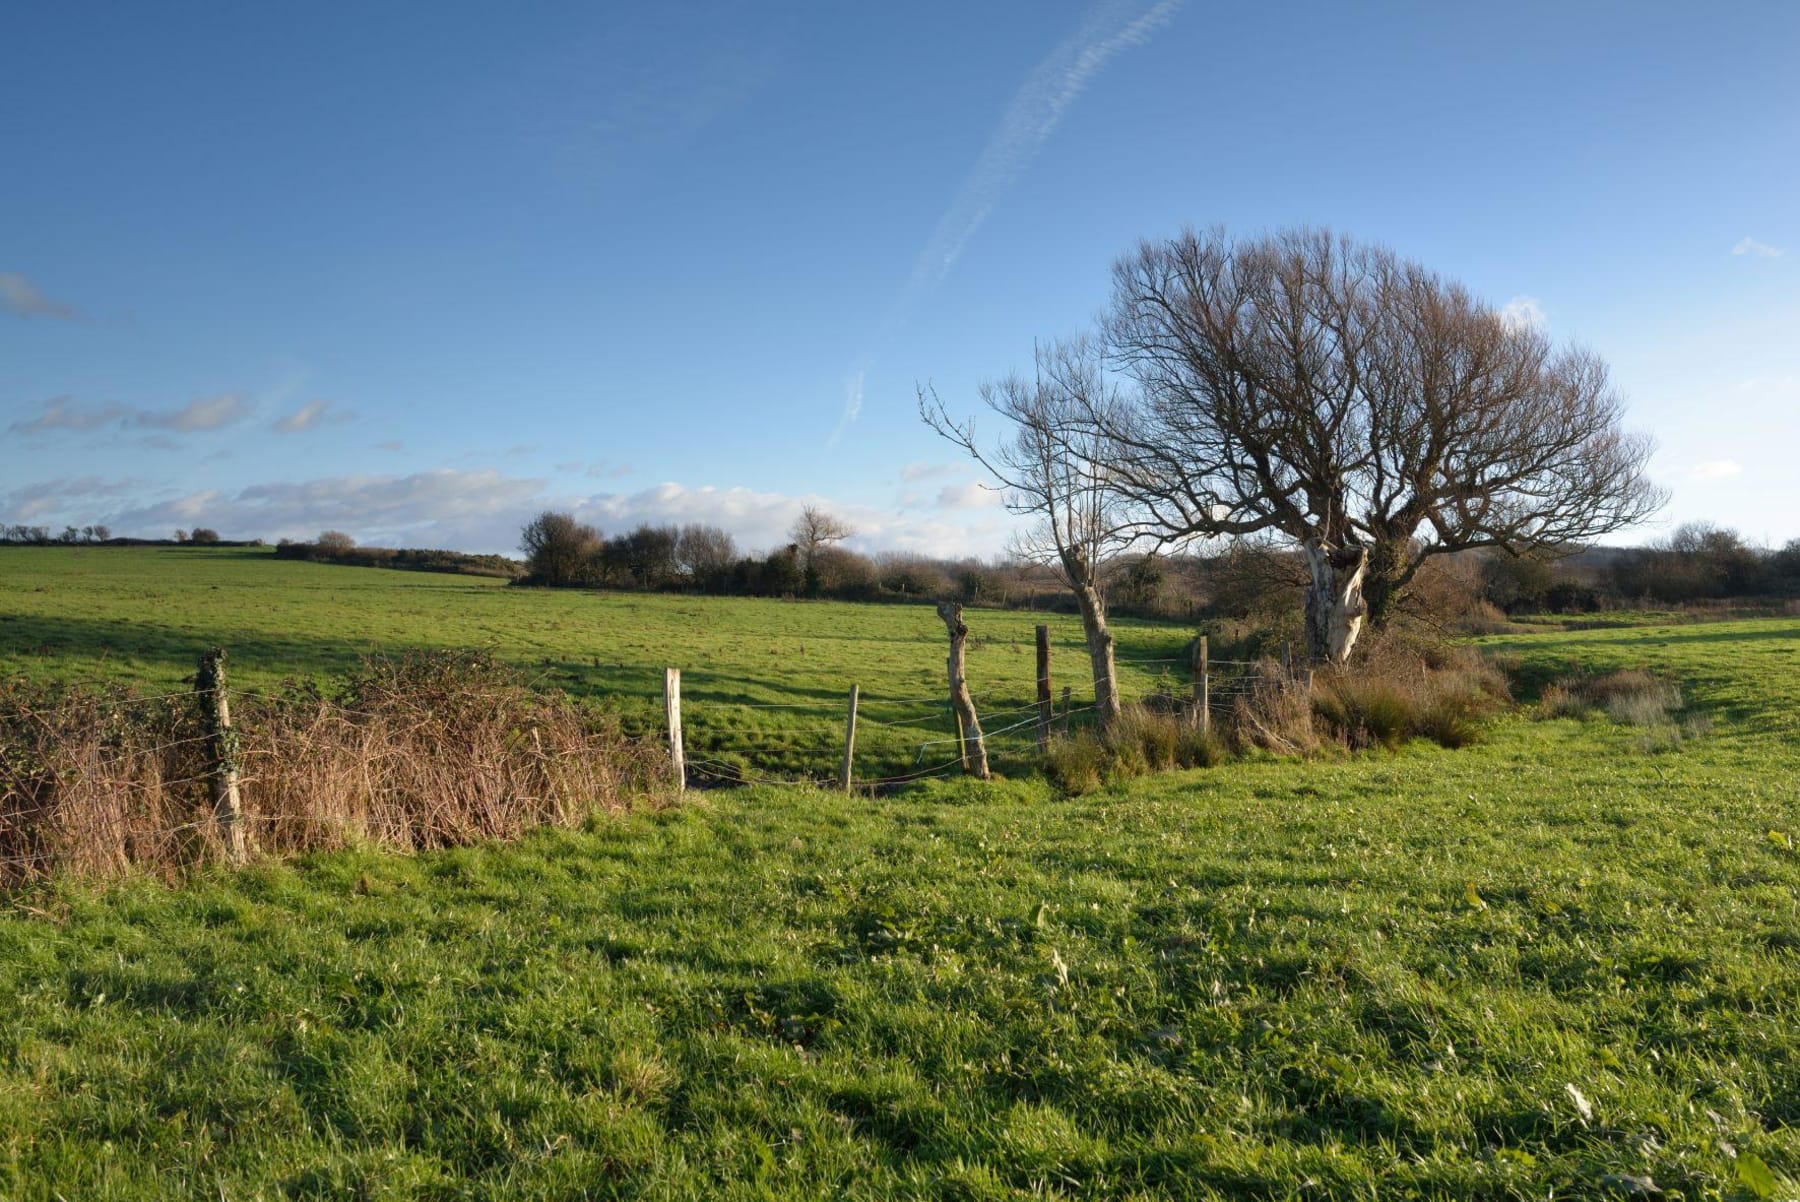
[0, 525, 271, 548]
[1481, 524, 1800, 612]
[274, 533, 523, 579]
[515, 507, 1112, 607]
[1, 524, 112, 545]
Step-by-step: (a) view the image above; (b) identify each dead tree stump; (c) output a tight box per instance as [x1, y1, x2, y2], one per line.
[936, 602, 990, 779]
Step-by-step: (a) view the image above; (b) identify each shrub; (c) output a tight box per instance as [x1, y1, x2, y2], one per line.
[519, 511, 603, 587]
[0, 653, 664, 884]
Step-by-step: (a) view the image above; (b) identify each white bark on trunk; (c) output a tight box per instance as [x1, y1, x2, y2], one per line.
[1301, 541, 1369, 666]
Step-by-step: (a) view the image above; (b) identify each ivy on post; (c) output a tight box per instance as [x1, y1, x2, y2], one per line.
[195, 648, 247, 865]
[1035, 624, 1052, 753]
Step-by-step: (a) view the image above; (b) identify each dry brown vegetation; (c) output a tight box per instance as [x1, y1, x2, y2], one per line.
[0, 653, 663, 885]
[1044, 633, 1510, 793]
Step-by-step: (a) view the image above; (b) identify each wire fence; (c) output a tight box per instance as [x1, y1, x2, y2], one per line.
[2, 636, 1300, 882]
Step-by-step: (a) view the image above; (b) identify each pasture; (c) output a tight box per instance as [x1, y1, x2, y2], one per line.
[1, 547, 1798, 1198]
[0, 546, 1196, 782]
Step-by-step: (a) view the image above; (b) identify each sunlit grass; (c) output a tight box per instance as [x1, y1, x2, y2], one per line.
[2, 548, 1797, 1197]
[1, 546, 1196, 780]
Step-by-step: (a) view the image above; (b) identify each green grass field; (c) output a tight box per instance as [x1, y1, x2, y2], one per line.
[2, 548, 1798, 1198]
[0, 546, 1196, 782]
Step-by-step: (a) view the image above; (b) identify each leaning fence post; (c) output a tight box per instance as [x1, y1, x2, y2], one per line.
[839, 684, 859, 793]
[1035, 624, 1052, 753]
[195, 648, 247, 865]
[1192, 634, 1210, 734]
[936, 602, 990, 780]
[664, 668, 685, 794]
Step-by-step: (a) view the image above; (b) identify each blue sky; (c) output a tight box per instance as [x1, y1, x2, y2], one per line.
[3, 0, 1797, 556]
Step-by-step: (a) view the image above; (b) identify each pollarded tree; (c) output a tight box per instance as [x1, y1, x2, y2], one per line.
[920, 336, 1140, 723]
[1099, 226, 1664, 664]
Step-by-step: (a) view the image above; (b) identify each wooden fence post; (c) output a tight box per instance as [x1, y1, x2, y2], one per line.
[195, 648, 247, 865]
[664, 668, 685, 795]
[839, 684, 859, 793]
[936, 602, 990, 780]
[1061, 686, 1072, 736]
[1035, 624, 1052, 753]
[1192, 633, 1210, 734]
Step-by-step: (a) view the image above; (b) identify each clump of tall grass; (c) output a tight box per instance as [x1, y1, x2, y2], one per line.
[1235, 636, 1509, 755]
[0, 652, 664, 885]
[1537, 669, 1681, 724]
[1043, 706, 1224, 795]
[1536, 667, 1701, 751]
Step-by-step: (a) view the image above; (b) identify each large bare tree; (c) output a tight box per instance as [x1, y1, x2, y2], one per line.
[920, 336, 1139, 723]
[1099, 226, 1664, 664]
[789, 505, 854, 572]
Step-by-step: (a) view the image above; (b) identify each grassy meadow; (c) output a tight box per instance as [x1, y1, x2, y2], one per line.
[0, 546, 1196, 782]
[1, 547, 1798, 1197]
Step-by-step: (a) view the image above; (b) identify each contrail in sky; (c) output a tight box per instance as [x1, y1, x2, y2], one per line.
[829, 0, 1183, 445]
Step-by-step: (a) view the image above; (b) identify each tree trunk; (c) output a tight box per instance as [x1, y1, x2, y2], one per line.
[1300, 541, 1369, 665]
[1359, 539, 1409, 628]
[936, 603, 990, 779]
[1071, 581, 1121, 725]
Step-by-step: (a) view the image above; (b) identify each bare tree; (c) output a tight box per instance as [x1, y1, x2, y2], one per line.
[1099, 226, 1664, 664]
[674, 523, 737, 589]
[789, 505, 854, 588]
[520, 510, 602, 587]
[920, 336, 1140, 723]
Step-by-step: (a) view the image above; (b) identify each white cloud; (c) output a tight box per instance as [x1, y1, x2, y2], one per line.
[900, 461, 965, 482]
[8, 393, 251, 437]
[1688, 459, 1743, 481]
[87, 469, 547, 548]
[5, 470, 1021, 558]
[1731, 236, 1784, 259]
[136, 393, 251, 432]
[837, 1, 1182, 440]
[0, 272, 79, 320]
[1, 476, 140, 522]
[1500, 296, 1547, 331]
[273, 400, 353, 433]
[8, 396, 129, 435]
[570, 481, 1014, 558]
[898, 0, 1182, 309]
[934, 481, 1001, 510]
[827, 367, 865, 446]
